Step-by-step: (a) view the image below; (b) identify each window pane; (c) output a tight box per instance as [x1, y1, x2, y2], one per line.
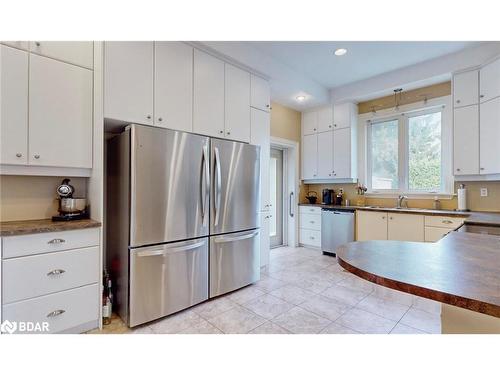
[371, 119, 399, 189]
[408, 112, 442, 191]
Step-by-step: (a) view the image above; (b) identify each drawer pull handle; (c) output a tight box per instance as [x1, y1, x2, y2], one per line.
[47, 269, 66, 276]
[48, 238, 65, 244]
[442, 220, 453, 224]
[309, 236, 315, 240]
[47, 309, 66, 318]
[310, 221, 315, 224]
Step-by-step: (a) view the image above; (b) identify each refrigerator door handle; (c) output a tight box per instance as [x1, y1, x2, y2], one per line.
[136, 241, 205, 257]
[201, 144, 210, 224]
[214, 146, 222, 226]
[214, 230, 259, 243]
[289, 191, 294, 217]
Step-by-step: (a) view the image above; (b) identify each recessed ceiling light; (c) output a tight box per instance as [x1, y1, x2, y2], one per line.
[296, 95, 306, 102]
[334, 48, 347, 56]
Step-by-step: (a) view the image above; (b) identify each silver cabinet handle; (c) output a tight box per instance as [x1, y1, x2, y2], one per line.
[137, 241, 205, 257]
[158, 117, 163, 122]
[214, 146, 222, 226]
[47, 269, 66, 276]
[226, 131, 231, 136]
[289, 192, 294, 217]
[48, 238, 65, 244]
[442, 220, 453, 224]
[456, 168, 461, 171]
[382, 216, 386, 219]
[310, 221, 315, 224]
[214, 231, 259, 243]
[219, 130, 224, 134]
[456, 99, 460, 103]
[480, 94, 485, 98]
[480, 167, 485, 170]
[266, 104, 270, 108]
[47, 309, 65, 318]
[16, 153, 22, 158]
[146, 115, 151, 119]
[35, 41, 41, 47]
[34, 154, 40, 159]
[309, 236, 315, 240]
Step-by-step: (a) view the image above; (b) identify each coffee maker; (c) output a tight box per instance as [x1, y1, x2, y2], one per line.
[322, 189, 335, 205]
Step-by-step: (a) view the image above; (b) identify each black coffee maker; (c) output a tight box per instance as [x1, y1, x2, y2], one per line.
[322, 189, 334, 205]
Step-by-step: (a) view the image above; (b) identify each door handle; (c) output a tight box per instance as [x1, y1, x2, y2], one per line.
[289, 192, 294, 217]
[47, 269, 66, 276]
[136, 241, 205, 257]
[214, 231, 259, 243]
[214, 146, 222, 226]
[200, 144, 210, 224]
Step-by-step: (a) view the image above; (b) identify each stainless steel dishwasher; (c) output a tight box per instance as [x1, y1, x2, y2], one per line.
[321, 208, 355, 256]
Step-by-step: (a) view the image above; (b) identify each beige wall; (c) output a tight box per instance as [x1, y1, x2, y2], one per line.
[270, 101, 301, 143]
[0, 176, 87, 222]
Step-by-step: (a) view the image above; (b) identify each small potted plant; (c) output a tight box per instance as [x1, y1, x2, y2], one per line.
[356, 183, 367, 206]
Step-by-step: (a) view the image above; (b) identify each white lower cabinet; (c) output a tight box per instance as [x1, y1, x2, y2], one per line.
[424, 227, 452, 243]
[424, 215, 464, 242]
[356, 210, 388, 241]
[260, 212, 271, 267]
[387, 213, 424, 242]
[299, 206, 321, 248]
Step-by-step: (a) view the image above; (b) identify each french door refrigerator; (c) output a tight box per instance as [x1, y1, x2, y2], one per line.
[106, 124, 260, 327]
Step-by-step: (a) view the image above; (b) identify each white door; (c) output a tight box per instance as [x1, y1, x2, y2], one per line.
[260, 212, 270, 267]
[30, 41, 94, 69]
[104, 41, 154, 125]
[269, 148, 284, 248]
[193, 49, 224, 138]
[250, 75, 270, 112]
[29, 54, 93, 168]
[388, 213, 424, 241]
[333, 102, 353, 129]
[302, 134, 318, 179]
[356, 211, 387, 241]
[302, 111, 318, 135]
[479, 96, 500, 174]
[154, 42, 193, 132]
[0, 45, 28, 165]
[453, 70, 479, 107]
[453, 105, 479, 175]
[225, 64, 250, 142]
[333, 127, 351, 178]
[480, 58, 500, 103]
[317, 130, 334, 178]
[317, 106, 333, 133]
[250, 108, 271, 211]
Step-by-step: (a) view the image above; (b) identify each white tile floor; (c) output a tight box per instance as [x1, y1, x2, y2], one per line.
[128, 246, 441, 334]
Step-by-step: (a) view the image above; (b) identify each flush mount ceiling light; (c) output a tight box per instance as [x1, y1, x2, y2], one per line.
[334, 48, 347, 56]
[296, 95, 306, 102]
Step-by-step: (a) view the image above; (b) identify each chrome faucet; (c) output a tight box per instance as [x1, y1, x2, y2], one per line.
[397, 195, 408, 209]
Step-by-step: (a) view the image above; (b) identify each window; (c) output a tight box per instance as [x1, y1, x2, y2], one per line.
[367, 107, 445, 193]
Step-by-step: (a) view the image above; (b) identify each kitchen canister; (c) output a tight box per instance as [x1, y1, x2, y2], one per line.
[457, 184, 469, 211]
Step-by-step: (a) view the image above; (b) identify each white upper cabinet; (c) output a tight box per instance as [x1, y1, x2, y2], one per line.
[317, 131, 333, 178]
[104, 42, 154, 126]
[333, 102, 356, 129]
[333, 128, 352, 179]
[30, 41, 93, 69]
[302, 134, 318, 180]
[250, 74, 270, 112]
[453, 105, 479, 175]
[1, 45, 28, 165]
[302, 111, 318, 135]
[453, 69, 479, 108]
[29, 54, 92, 168]
[154, 42, 193, 132]
[250, 108, 270, 211]
[479, 96, 500, 174]
[1, 41, 29, 50]
[193, 49, 225, 138]
[225, 64, 251, 142]
[480, 58, 500, 103]
[317, 106, 333, 133]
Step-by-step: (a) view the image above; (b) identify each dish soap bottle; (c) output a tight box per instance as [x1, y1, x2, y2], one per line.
[433, 196, 441, 210]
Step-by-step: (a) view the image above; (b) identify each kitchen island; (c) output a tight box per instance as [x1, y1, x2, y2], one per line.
[336, 230, 500, 333]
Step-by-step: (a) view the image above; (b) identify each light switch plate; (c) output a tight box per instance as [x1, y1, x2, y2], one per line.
[480, 188, 488, 197]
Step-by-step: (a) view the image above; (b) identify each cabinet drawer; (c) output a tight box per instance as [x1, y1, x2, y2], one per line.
[300, 213, 321, 230]
[299, 228, 321, 248]
[2, 284, 99, 334]
[2, 246, 99, 304]
[424, 216, 464, 229]
[424, 226, 452, 243]
[299, 206, 321, 215]
[2, 228, 99, 259]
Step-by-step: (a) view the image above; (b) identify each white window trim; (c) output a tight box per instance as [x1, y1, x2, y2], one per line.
[363, 97, 454, 198]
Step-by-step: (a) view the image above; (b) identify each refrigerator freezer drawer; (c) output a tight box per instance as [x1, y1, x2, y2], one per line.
[129, 238, 209, 327]
[210, 229, 260, 298]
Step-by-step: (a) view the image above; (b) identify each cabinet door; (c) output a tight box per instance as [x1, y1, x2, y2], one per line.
[302, 134, 318, 180]
[2, 41, 29, 50]
[317, 130, 334, 178]
[29, 54, 92, 168]
[30, 41, 94, 69]
[453, 105, 479, 175]
[333, 102, 353, 129]
[333, 127, 351, 178]
[104, 41, 154, 125]
[317, 106, 333, 133]
[193, 49, 224, 137]
[453, 70, 479, 108]
[154, 42, 193, 132]
[424, 226, 451, 243]
[479, 96, 500, 174]
[250, 74, 270, 112]
[356, 211, 387, 241]
[479, 58, 500, 103]
[387, 213, 424, 242]
[251, 108, 271, 211]
[0, 45, 28, 165]
[302, 111, 318, 135]
[225, 64, 250, 142]
[260, 212, 270, 267]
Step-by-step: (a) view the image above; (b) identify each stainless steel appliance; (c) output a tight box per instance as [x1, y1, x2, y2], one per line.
[52, 178, 88, 221]
[106, 124, 260, 327]
[321, 208, 355, 255]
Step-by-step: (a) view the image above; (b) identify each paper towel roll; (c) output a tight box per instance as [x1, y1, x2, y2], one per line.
[457, 186, 467, 211]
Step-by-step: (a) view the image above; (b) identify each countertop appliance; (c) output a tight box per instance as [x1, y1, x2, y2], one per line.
[321, 208, 355, 256]
[52, 178, 89, 221]
[322, 189, 334, 205]
[106, 124, 260, 327]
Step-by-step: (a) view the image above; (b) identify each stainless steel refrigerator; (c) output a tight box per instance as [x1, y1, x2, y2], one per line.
[106, 124, 260, 327]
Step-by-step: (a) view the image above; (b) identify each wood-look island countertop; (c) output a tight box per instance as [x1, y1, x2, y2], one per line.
[336, 231, 500, 318]
[0, 218, 101, 237]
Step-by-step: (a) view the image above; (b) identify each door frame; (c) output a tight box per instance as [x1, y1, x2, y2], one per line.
[270, 136, 299, 247]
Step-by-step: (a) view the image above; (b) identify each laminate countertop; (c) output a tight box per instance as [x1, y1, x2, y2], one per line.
[336, 231, 500, 318]
[0, 219, 102, 237]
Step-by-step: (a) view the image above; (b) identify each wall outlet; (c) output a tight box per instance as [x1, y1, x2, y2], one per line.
[480, 187, 488, 197]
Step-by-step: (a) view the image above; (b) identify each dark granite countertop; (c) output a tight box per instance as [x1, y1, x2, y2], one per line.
[0, 218, 102, 236]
